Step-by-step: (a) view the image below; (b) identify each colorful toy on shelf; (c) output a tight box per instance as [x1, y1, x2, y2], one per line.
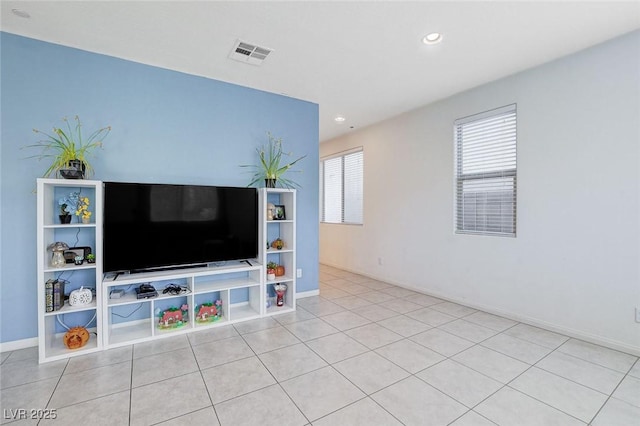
[157, 304, 189, 329]
[195, 300, 223, 324]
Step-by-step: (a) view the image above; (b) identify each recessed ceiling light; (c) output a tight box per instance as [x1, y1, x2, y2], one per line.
[334, 116, 346, 123]
[12, 9, 31, 18]
[422, 32, 442, 45]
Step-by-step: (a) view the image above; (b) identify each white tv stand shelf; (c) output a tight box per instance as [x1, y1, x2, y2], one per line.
[102, 261, 264, 348]
[37, 180, 297, 362]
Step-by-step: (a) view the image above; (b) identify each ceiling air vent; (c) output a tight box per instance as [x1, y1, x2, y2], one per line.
[228, 40, 273, 66]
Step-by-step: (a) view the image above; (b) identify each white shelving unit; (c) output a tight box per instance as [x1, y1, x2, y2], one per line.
[102, 262, 262, 348]
[36, 182, 298, 361]
[36, 178, 103, 363]
[259, 188, 297, 315]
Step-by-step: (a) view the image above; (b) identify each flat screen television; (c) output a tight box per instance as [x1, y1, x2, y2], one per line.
[103, 182, 258, 274]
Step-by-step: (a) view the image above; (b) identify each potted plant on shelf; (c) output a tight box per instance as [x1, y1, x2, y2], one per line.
[25, 115, 111, 179]
[86, 253, 96, 264]
[58, 192, 80, 223]
[241, 132, 306, 188]
[266, 261, 278, 281]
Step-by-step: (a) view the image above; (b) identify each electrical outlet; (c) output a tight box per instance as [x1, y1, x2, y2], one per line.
[636, 307, 640, 323]
[296, 268, 302, 278]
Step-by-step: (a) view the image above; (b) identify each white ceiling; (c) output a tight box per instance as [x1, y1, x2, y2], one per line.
[2, 1, 639, 142]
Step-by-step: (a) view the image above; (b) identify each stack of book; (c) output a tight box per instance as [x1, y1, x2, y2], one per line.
[45, 279, 67, 312]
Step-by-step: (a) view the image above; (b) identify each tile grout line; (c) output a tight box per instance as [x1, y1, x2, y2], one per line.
[326, 277, 606, 425]
[5, 267, 638, 425]
[234, 321, 313, 426]
[584, 357, 640, 425]
[305, 289, 499, 424]
[186, 332, 221, 426]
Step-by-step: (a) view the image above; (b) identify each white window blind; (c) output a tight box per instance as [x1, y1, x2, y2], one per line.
[321, 149, 363, 224]
[455, 104, 517, 236]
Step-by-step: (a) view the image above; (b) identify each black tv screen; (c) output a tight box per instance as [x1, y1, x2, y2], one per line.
[103, 182, 258, 273]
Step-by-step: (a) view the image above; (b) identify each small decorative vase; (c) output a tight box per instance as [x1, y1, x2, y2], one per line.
[59, 214, 72, 224]
[82, 217, 90, 224]
[274, 284, 287, 307]
[267, 271, 276, 281]
[275, 265, 285, 277]
[60, 159, 86, 179]
[265, 178, 276, 188]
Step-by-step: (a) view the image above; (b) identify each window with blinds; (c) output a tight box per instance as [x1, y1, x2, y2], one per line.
[320, 148, 363, 224]
[455, 104, 517, 236]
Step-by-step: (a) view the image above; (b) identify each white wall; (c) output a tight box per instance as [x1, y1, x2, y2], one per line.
[320, 31, 640, 354]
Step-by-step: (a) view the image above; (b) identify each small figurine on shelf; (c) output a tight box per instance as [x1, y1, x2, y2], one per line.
[271, 238, 284, 250]
[48, 241, 69, 268]
[63, 326, 90, 349]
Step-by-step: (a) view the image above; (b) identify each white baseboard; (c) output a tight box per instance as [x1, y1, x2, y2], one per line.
[0, 337, 38, 353]
[297, 289, 320, 299]
[320, 262, 640, 357]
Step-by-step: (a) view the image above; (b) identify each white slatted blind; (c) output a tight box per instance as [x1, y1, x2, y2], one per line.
[455, 105, 517, 236]
[321, 149, 363, 224]
[322, 156, 343, 223]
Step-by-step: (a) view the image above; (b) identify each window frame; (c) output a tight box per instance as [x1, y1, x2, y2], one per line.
[320, 147, 363, 225]
[454, 104, 517, 237]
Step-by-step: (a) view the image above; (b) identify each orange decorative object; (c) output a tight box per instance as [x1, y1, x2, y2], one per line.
[63, 326, 90, 349]
[275, 265, 285, 277]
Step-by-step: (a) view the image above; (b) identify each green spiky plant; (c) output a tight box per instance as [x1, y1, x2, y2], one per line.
[25, 115, 111, 178]
[242, 133, 306, 188]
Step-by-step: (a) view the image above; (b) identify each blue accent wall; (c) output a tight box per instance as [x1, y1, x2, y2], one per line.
[0, 32, 319, 344]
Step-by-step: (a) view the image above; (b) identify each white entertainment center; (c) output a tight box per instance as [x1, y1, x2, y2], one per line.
[36, 178, 296, 363]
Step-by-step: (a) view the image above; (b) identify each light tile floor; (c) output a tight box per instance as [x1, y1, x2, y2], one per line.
[1, 264, 639, 425]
